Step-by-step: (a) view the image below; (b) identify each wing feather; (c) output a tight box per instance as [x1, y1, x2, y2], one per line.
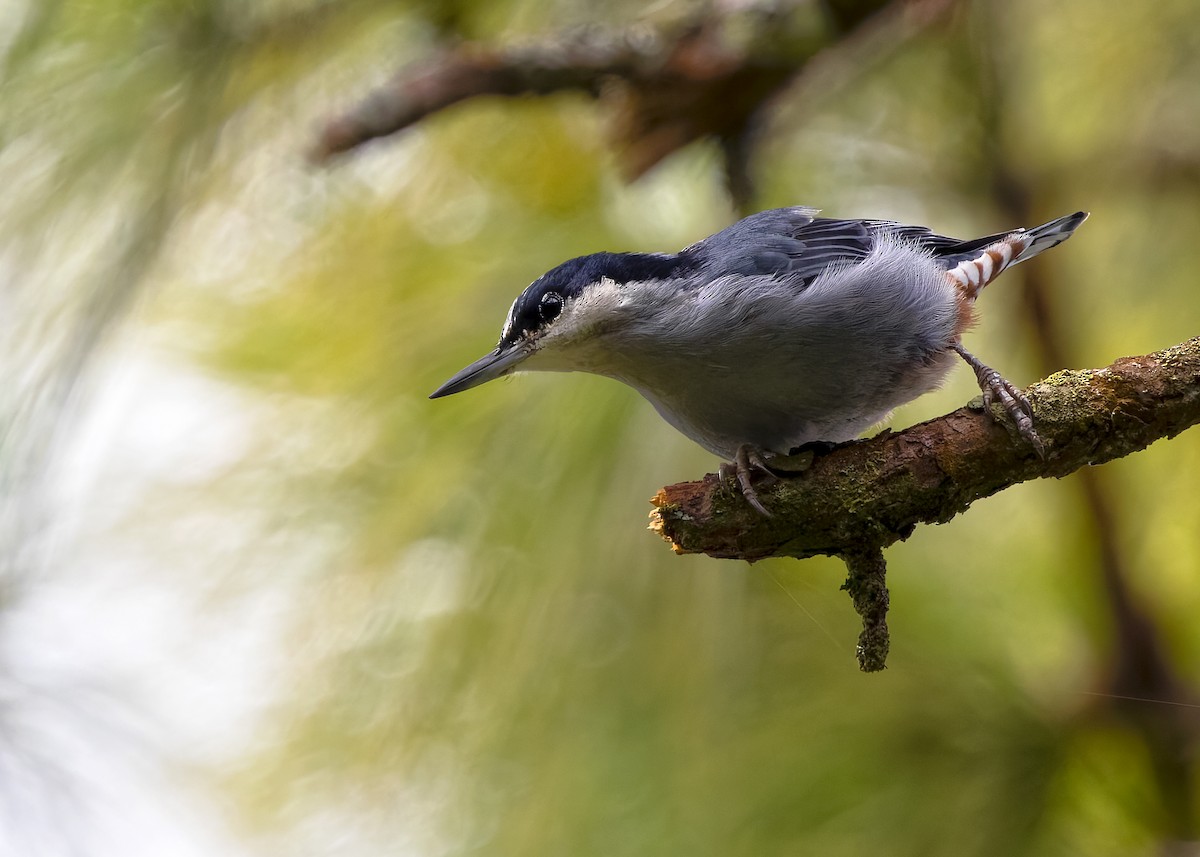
[681, 207, 1020, 286]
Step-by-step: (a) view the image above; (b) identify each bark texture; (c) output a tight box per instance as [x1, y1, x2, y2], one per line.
[650, 337, 1200, 562]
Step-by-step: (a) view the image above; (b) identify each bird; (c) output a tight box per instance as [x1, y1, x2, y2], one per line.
[430, 206, 1089, 515]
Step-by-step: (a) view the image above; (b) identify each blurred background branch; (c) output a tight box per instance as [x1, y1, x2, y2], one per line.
[313, 0, 960, 206]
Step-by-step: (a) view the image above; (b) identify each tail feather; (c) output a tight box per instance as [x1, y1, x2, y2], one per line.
[1012, 210, 1090, 264]
[947, 210, 1088, 298]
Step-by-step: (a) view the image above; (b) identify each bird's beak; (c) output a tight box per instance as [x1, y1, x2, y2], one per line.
[429, 343, 532, 399]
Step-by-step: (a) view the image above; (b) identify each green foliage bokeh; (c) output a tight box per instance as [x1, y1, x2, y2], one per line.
[3, 0, 1199, 854]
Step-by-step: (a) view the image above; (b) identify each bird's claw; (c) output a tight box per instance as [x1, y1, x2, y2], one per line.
[954, 343, 1045, 457]
[721, 445, 777, 516]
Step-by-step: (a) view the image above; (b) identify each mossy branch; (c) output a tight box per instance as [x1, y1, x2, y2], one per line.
[649, 337, 1200, 669]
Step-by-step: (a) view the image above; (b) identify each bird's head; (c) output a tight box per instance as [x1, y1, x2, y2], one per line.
[429, 251, 683, 398]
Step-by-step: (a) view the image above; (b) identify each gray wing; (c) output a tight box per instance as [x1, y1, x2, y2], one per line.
[681, 208, 869, 283]
[682, 206, 1015, 285]
[863, 220, 1018, 266]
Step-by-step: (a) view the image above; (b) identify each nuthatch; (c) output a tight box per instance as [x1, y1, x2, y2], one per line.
[431, 207, 1088, 514]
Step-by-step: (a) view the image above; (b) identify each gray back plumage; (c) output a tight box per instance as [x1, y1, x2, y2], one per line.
[678, 206, 1042, 290]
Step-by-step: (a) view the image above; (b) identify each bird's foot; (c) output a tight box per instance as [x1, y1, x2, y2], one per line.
[719, 445, 778, 516]
[953, 342, 1044, 457]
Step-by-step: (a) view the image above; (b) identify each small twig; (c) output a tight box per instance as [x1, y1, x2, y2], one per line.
[840, 547, 890, 672]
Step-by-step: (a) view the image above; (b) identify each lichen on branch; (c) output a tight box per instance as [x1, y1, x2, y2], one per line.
[648, 337, 1200, 670]
[650, 336, 1200, 561]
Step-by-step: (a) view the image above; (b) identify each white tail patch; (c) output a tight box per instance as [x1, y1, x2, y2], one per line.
[946, 237, 1027, 299]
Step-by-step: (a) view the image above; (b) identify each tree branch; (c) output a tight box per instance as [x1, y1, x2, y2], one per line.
[651, 337, 1200, 559]
[309, 21, 800, 168]
[649, 337, 1200, 670]
[309, 0, 959, 178]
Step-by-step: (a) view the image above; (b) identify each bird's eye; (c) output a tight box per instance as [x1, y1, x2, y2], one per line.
[538, 291, 563, 323]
